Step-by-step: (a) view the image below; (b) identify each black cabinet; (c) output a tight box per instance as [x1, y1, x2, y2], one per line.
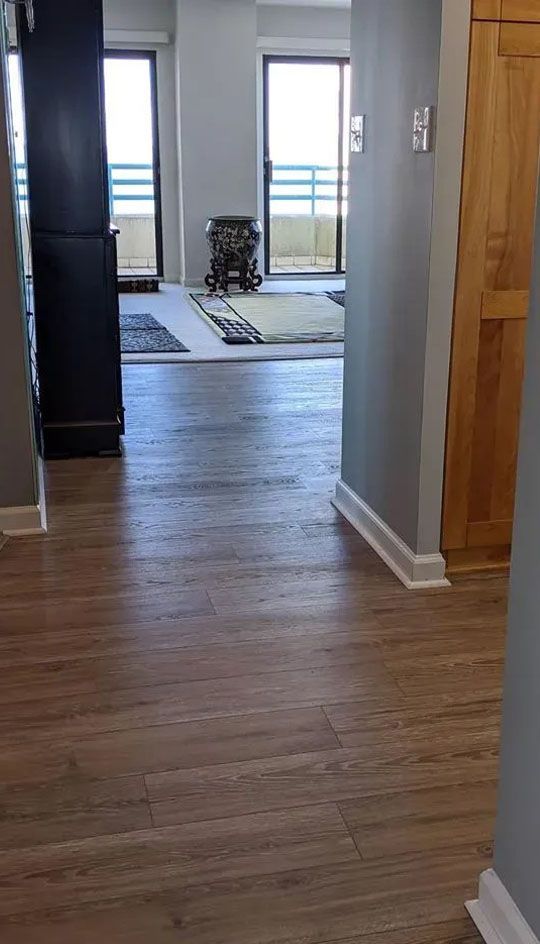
[18, 0, 124, 457]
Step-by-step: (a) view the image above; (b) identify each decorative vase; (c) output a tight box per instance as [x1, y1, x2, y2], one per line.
[205, 215, 263, 293]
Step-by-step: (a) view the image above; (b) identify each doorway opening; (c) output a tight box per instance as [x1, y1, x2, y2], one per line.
[103, 50, 163, 278]
[263, 56, 350, 277]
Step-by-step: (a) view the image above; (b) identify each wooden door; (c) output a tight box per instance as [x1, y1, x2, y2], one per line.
[443, 10, 540, 571]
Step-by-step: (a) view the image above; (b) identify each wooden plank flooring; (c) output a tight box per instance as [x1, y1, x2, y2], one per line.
[0, 360, 507, 942]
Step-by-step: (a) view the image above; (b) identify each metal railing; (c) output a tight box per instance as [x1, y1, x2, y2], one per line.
[270, 164, 348, 215]
[107, 163, 155, 214]
[15, 163, 348, 216]
[14, 163, 156, 214]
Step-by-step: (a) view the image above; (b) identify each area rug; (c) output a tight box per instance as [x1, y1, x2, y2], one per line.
[118, 278, 160, 294]
[327, 290, 345, 308]
[188, 292, 345, 345]
[120, 313, 189, 354]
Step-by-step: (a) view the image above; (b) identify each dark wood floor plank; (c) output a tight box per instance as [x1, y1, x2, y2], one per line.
[323, 696, 501, 750]
[0, 709, 339, 786]
[0, 633, 385, 705]
[0, 603, 381, 664]
[73, 708, 340, 780]
[147, 743, 498, 827]
[339, 781, 498, 858]
[0, 360, 504, 942]
[0, 775, 150, 850]
[383, 653, 504, 698]
[0, 848, 489, 944]
[0, 664, 402, 743]
[0, 804, 358, 918]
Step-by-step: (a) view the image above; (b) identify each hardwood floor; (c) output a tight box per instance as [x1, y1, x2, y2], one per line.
[0, 360, 507, 942]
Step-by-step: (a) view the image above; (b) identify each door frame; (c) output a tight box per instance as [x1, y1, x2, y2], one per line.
[104, 48, 164, 278]
[262, 54, 350, 277]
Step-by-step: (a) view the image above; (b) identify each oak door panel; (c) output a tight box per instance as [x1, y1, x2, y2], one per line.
[481, 290, 529, 318]
[467, 320, 504, 527]
[501, 0, 540, 22]
[467, 520, 513, 547]
[443, 23, 500, 550]
[443, 20, 540, 559]
[500, 22, 540, 54]
[489, 320, 526, 520]
[473, 0, 502, 18]
[484, 54, 540, 290]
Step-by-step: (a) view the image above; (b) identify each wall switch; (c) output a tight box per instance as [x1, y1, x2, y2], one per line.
[350, 115, 365, 154]
[413, 106, 435, 153]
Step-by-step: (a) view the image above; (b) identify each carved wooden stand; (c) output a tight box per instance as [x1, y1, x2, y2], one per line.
[205, 258, 263, 294]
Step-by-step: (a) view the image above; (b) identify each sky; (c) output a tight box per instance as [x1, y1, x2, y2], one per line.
[268, 61, 350, 217]
[104, 58, 155, 216]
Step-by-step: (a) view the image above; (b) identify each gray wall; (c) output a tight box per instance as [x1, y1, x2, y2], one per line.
[341, 0, 442, 553]
[493, 179, 540, 937]
[257, 3, 351, 40]
[103, 0, 175, 32]
[0, 56, 37, 511]
[175, 0, 258, 284]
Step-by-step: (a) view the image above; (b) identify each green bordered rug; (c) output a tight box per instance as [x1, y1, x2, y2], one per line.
[188, 292, 345, 345]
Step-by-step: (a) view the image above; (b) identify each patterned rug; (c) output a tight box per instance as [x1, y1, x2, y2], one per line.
[188, 293, 345, 345]
[327, 290, 345, 308]
[118, 278, 160, 294]
[120, 313, 189, 354]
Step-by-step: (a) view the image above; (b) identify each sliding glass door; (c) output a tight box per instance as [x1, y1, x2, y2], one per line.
[263, 56, 350, 276]
[103, 51, 163, 277]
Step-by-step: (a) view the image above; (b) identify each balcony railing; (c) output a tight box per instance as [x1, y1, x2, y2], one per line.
[270, 164, 348, 216]
[15, 163, 348, 217]
[107, 163, 155, 215]
[14, 163, 156, 215]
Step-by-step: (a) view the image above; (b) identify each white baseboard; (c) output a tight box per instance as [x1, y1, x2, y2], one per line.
[104, 29, 171, 46]
[332, 479, 449, 590]
[466, 869, 539, 944]
[0, 504, 47, 536]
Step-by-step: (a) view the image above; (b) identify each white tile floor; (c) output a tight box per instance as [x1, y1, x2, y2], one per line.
[120, 280, 345, 364]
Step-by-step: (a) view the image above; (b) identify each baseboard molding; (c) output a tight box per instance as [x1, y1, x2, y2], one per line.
[0, 504, 47, 536]
[104, 29, 171, 46]
[332, 480, 450, 590]
[466, 869, 539, 944]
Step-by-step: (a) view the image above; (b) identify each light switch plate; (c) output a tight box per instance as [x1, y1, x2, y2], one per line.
[413, 106, 435, 153]
[350, 115, 365, 154]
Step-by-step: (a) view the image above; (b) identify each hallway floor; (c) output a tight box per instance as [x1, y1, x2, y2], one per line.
[0, 360, 505, 942]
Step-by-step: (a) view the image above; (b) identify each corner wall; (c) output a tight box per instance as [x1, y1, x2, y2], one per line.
[341, 0, 443, 553]
[337, 0, 470, 583]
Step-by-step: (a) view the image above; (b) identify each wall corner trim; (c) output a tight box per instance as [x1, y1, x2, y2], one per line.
[466, 869, 540, 944]
[0, 504, 47, 537]
[257, 37, 350, 52]
[104, 30, 171, 46]
[332, 480, 450, 590]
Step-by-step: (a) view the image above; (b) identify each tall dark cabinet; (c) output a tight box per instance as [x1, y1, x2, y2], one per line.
[17, 0, 124, 457]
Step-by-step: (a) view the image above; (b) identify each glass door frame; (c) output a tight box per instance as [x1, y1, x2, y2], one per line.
[104, 48, 164, 278]
[262, 54, 350, 278]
